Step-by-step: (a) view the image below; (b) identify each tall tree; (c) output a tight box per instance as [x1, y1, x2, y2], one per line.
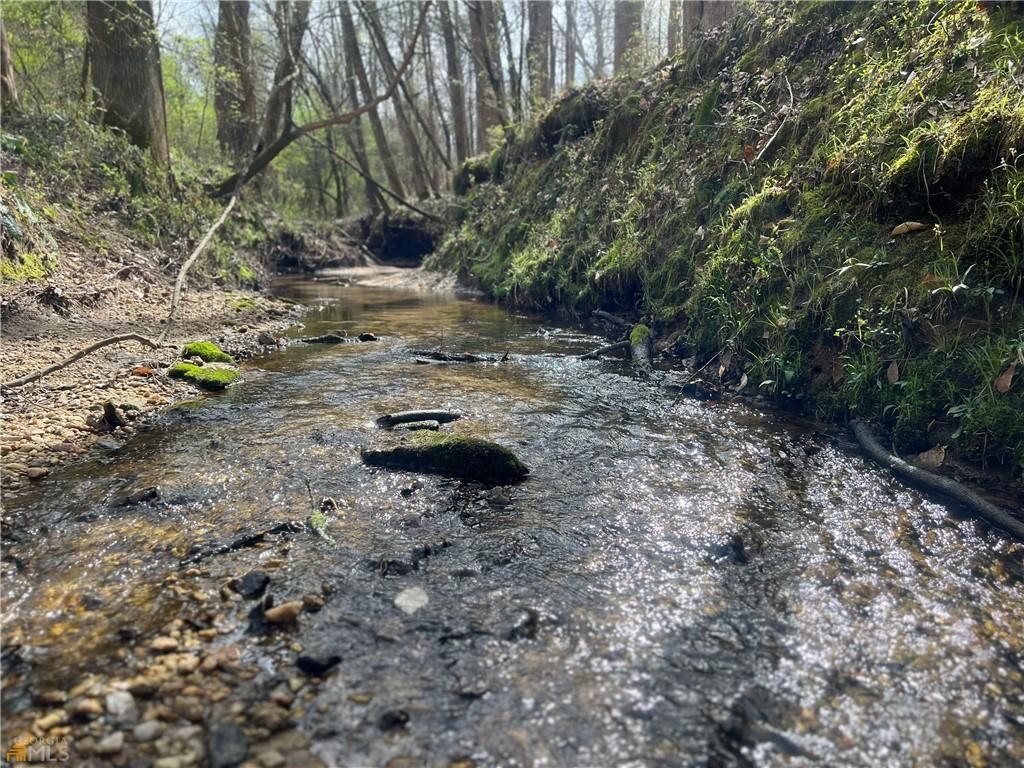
[590, 0, 607, 78]
[438, 1, 469, 165]
[526, 1, 553, 102]
[214, 1, 256, 157]
[0, 19, 17, 110]
[86, 1, 169, 166]
[682, 2, 739, 44]
[358, 1, 433, 199]
[467, 0, 505, 150]
[612, 1, 642, 74]
[667, 0, 682, 56]
[564, 1, 576, 88]
[338, 0, 405, 198]
[257, 1, 311, 153]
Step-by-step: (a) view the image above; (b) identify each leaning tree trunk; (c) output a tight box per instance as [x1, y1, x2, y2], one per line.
[0, 20, 18, 110]
[613, 1, 643, 75]
[257, 1, 310, 153]
[214, 0, 257, 157]
[86, 0, 169, 167]
[438, 1, 469, 165]
[526, 1, 553, 102]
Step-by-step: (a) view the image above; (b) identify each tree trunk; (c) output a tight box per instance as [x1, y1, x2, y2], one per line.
[338, 1, 405, 197]
[592, 0, 606, 78]
[0, 20, 18, 110]
[497, 2, 522, 120]
[613, 1, 642, 75]
[667, 0, 681, 55]
[467, 0, 505, 150]
[214, 0, 257, 157]
[438, 1, 469, 165]
[86, 0, 169, 166]
[358, 2, 432, 200]
[257, 1, 310, 152]
[526, 1, 553, 102]
[564, 1, 576, 88]
[681, 1, 738, 44]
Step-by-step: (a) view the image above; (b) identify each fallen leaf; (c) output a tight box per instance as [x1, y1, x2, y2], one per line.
[890, 221, 927, 236]
[995, 363, 1016, 394]
[743, 143, 755, 162]
[718, 349, 734, 377]
[131, 366, 156, 377]
[886, 360, 899, 384]
[914, 444, 946, 468]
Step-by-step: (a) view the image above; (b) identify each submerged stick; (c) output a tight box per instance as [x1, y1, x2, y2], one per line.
[851, 420, 1024, 539]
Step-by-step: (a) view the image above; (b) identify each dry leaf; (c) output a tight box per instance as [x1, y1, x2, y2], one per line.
[914, 444, 946, 468]
[995, 363, 1016, 394]
[743, 143, 755, 162]
[890, 221, 927, 236]
[131, 366, 156, 377]
[718, 349, 734, 377]
[886, 360, 899, 384]
[738, 372, 748, 390]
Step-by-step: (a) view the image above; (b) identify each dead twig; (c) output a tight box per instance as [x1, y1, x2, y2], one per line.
[580, 340, 630, 360]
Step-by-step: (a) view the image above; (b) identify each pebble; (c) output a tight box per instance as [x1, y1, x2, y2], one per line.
[265, 601, 302, 625]
[296, 650, 341, 677]
[104, 690, 137, 723]
[209, 721, 249, 768]
[394, 586, 429, 615]
[34, 710, 66, 730]
[134, 720, 165, 742]
[151, 636, 180, 652]
[69, 697, 104, 718]
[25, 466, 49, 480]
[94, 731, 125, 755]
[251, 703, 293, 733]
[256, 750, 286, 768]
[302, 594, 324, 612]
[173, 696, 205, 723]
[234, 570, 270, 599]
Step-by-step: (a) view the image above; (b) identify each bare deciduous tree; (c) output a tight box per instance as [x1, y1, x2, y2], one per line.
[214, 0, 256, 157]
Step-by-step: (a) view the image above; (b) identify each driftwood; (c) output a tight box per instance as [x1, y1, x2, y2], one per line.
[580, 340, 630, 360]
[592, 309, 630, 328]
[1, 333, 164, 390]
[376, 410, 461, 428]
[851, 420, 1024, 539]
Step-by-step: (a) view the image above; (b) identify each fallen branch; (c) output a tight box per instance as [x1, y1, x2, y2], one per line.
[592, 309, 630, 329]
[1, 333, 163, 390]
[580, 340, 630, 360]
[755, 74, 794, 163]
[630, 324, 654, 378]
[158, 195, 238, 343]
[851, 420, 1024, 540]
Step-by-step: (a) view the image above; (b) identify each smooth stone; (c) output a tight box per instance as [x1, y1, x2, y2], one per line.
[105, 691, 137, 723]
[94, 731, 125, 756]
[394, 587, 429, 615]
[134, 720, 165, 742]
[209, 721, 248, 768]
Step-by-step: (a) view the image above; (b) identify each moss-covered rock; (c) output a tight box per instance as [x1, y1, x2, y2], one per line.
[167, 362, 240, 391]
[630, 324, 652, 347]
[182, 341, 234, 364]
[362, 432, 529, 485]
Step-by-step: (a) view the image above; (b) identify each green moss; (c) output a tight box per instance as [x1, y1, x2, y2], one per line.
[0, 251, 49, 281]
[730, 185, 789, 226]
[630, 324, 652, 346]
[231, 298, 258, 311]
[167, 362, 198, 379]
[362, 432, 530, 485]
[167, 361, 240, 390]
[182, 341, 234, 363]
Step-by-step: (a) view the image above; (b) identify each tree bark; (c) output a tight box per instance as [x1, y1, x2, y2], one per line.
[591, 0, 606, 78]
[613, 1, 643, 75]
[667, 0, 682, 55]
[0, 20, 18, 110]
[214, 0, 257, 157]
[438, 1, 469, 165]
[339, 1, 406, 198]
[682, 1, 739, 45]
[86, 0, 169, 166]
[526, 1, 553, 102]
[467, 0, 505, 150]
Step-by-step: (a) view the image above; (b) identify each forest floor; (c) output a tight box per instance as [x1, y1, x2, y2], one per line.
[0, 244, 301, 498]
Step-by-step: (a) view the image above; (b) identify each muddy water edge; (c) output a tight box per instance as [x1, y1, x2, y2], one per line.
[1, 276, 1023, 768]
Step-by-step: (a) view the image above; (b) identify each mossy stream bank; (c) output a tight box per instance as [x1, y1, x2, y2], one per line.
[433, 0, 1024, 484]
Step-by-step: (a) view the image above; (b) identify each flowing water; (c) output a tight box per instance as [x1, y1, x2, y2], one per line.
[2, 278, 1023, 767]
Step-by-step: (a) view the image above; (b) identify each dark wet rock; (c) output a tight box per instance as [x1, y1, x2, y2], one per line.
[710, 534, 748, 564]
[375, 410, 462, 428]
[113, 485, 160, 507]
[296, 649, 341, 677]
[357, 332, 378, 342]
[378, 709, 410, 731]
[507, 608, 540, 641]
[362, 433, 529, 485]
[209, 721, 248, 768]
[233, 570, 270, 599]
[301, 333, 347, 344]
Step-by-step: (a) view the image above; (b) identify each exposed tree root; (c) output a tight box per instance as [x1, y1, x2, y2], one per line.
[580, 340, 630, 360]
[851, 420, 1024, 540]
